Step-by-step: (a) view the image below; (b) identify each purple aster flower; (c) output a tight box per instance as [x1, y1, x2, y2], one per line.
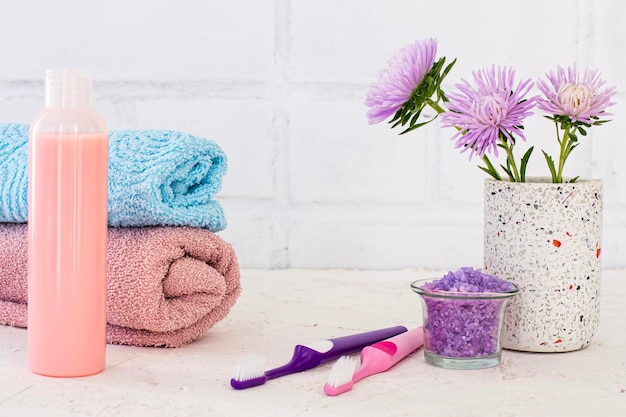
[440, 66, 537, 159]
[537, 66, 616, 123]
[365, 38, 438, 124]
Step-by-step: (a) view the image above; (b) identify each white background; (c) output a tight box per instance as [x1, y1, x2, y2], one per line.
[1, 0, 624, 269]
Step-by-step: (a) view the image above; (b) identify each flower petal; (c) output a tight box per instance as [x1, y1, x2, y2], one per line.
[365, 38, 438, 124]
[440, 66, 537, 159]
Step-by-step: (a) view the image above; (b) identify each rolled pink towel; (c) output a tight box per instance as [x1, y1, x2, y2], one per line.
[0, 223, 241, 348]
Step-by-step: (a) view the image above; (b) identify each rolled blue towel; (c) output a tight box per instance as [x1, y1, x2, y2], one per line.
[0, 123, 227, 231]
[0, 124, 28, 223]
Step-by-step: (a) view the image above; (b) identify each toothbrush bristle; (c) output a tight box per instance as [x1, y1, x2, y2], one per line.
[326, 355, 358, 388]
[232, 353, 266, 382]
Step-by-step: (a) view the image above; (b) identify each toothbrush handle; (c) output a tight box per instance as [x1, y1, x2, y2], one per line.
[371, 326, 424, 367]
[352, 326, 424, 384]
[264, 325, 407, 380]
[322, 325, 408, 361]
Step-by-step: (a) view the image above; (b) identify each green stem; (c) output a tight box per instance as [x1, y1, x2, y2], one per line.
[428, 100, 446, 115]
[501, 136, 521, 182]
[556, 126, 573, 183]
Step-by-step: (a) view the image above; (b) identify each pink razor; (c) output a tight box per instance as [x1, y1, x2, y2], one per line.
[324, 326, 424, 396]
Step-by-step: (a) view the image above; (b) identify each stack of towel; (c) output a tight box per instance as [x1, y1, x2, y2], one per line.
[0, 123, 241, 347]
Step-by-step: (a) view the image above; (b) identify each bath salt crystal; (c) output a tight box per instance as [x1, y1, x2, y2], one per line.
[423, 267, 516, 293]
[421, 267, 515, 358]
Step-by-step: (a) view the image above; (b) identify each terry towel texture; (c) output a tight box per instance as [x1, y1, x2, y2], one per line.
[0, 123, 227, 231]
[0, 223, 241, 348]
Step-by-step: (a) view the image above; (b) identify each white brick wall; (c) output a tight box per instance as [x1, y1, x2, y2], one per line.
[1, 0, 624, 269]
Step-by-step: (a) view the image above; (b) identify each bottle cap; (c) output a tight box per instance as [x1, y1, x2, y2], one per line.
[45, 69, 93, 109]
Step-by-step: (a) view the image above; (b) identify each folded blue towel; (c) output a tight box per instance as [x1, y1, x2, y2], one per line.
[0, 123, 227, 231]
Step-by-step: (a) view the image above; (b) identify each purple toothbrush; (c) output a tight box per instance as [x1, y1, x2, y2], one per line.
[230, 325, 407, 390]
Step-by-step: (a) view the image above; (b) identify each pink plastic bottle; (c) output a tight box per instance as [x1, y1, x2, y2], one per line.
[28, 69, 108, 377]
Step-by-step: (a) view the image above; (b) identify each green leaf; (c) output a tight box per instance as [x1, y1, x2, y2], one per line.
[542, 150, 558, 183]
[478, 164, 502, 180]
[480, 155, 502, 180]
[401, 109, 413, 125]
[500, 164, 515, 182]
[409, 110, 421, 127]
[442, 58, 457, 78]
[389, 108, 402, 125]
[592, 118, 610, 126]
[563, 142, 579, 160]
[399, 116, 437, 134]
[519, 146, 534, 182]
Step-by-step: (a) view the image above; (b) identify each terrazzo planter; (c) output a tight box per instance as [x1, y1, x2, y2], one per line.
[483, 177, 603, 352]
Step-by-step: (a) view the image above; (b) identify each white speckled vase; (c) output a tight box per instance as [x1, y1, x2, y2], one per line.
[483, 177, 603, 352]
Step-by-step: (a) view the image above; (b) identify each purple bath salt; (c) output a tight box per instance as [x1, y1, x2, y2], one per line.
[423, 267, 516, 293]
[419, 267, 516, 358]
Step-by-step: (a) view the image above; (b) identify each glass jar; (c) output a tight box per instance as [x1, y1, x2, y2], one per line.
[410, 279, 519, 370]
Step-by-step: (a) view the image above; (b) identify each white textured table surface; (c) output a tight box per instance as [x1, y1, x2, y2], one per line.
[1, 269, 625, 417]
